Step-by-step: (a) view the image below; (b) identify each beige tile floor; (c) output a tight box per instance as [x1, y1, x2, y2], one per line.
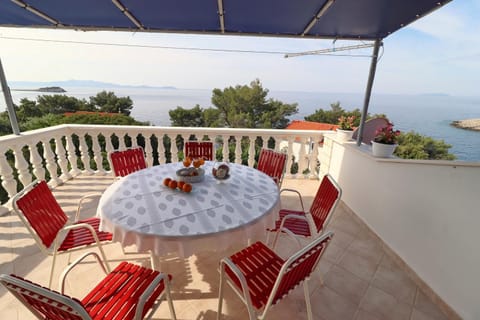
[0, 174, 452, 320]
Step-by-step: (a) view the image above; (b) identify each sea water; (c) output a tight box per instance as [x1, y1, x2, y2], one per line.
[8, 87, 480, 161]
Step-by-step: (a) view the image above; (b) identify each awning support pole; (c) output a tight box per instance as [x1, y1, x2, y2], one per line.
[0, 58, 20, 135]
[356, 39, 381, 146]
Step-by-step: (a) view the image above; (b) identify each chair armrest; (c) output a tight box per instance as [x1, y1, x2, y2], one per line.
[278, 226, 303, 249]
[59, 251, 108, 293]
[219, 257, 253, 306]
[135, 272, 171, 320]
[75, 193, 102, 221]
[279, 188, 305, 212]
[273, 214, 312, 249]
[62, 223, 102, 246]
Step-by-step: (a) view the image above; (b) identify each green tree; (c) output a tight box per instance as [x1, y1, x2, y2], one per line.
[170, 80, 298, 129]
[88, 91, 133, 115]
[36, 94, 90, 114]
[16, 98, 42, 120]
[395, 131, 456, 160]
[169, 104, 216, 127]
[305, 102, 363, 126]
[210, 79, 298, 128]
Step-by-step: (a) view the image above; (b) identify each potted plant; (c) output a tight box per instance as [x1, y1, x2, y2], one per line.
[336, 115, 356, 142]
[371, 122, 401, 157]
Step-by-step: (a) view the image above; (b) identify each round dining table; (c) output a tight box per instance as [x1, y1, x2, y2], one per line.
[97, 161, 280, 262]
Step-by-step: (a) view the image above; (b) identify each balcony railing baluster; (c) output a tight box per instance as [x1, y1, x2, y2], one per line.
[78, 134, 93, 175]
[29, 141, 46, 181]
[247, 136, 256, 167]
[55, 135, 71, 180]
[144, 134, 154, 167]
[44, 138, 61, 185]
[65, 134, 81, 176]
[0, 150, 16, 200]
[12, 145, 32, 188]
[91, 133, 104, 174]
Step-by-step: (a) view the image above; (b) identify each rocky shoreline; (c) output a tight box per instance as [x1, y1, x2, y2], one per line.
[451, 119, 480, 131]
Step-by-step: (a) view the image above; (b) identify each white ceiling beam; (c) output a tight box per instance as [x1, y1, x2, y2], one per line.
[112, 0, 144, 30]
[11, 0, 63, 26]
[302, 0, 335, 36]
[217, 0, 225, 33]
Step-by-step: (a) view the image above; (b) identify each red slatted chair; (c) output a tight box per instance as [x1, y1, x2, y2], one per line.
[110, 147, 147, 177]
[184, 141, 214, 161]
[267, 174, 341, 248]
[256, 148, 287, 187]
[12, 180, 112, 288]
[217, 231, 333, 320]
[0, 251, 177, 320]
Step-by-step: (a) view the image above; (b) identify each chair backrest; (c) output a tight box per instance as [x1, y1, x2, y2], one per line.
[270, 231, 333, 306]
[309, 174, 342, 234]
[13, 180, 68, 250]
[0, 274, 91, 320]
[110, 147, 147, 177]
[185, 141, 214, 160]
[351, 117, 390, 145]
[257, 149, 287, 186]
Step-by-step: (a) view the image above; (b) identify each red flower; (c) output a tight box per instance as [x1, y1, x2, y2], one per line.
[374, 122, 401, 145]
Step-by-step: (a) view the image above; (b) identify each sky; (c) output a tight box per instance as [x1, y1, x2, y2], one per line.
[0, 0, 479, 96]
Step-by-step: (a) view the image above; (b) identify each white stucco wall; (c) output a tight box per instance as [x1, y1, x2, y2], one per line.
[324, 136, 480, 320]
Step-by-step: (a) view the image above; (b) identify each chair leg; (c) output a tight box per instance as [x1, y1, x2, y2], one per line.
[271, 230, 281, 249]
[49, 252, 58, 288]
[96, 244, 111, 273]
[164, 279, 177, 320]
[303, 281, 313, 320]
[217, 268, 225, 320]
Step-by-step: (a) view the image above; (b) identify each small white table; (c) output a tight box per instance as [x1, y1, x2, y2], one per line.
[97, 162, 280, 261]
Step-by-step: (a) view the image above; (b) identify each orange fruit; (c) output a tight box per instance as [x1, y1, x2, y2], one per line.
[193, 158, 201, 168]
[199, 157, 205, 165]
[168, 180, 177, 189]
[163, 177, 172, 186]
[177, 181, 185, 189]
[182, 183, 192, 193]
[183, 158, 191, 167]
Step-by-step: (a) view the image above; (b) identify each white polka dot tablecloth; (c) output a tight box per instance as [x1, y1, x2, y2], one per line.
[98, 162, 280, 258]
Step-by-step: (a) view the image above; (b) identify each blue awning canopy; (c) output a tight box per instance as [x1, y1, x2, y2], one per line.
[0, 0, 452, 40]
[0, 0, 454, 138]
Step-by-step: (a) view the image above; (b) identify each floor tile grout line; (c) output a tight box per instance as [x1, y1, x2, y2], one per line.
[351, 250, 386, 320]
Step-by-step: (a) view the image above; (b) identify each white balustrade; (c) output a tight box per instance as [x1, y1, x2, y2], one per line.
[0, 124, 326, 211]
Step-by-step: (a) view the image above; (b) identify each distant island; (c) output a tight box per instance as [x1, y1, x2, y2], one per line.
[12, 86, 66, 93]
[10, 79, 176, 90]
[451, 119, 480, 131]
